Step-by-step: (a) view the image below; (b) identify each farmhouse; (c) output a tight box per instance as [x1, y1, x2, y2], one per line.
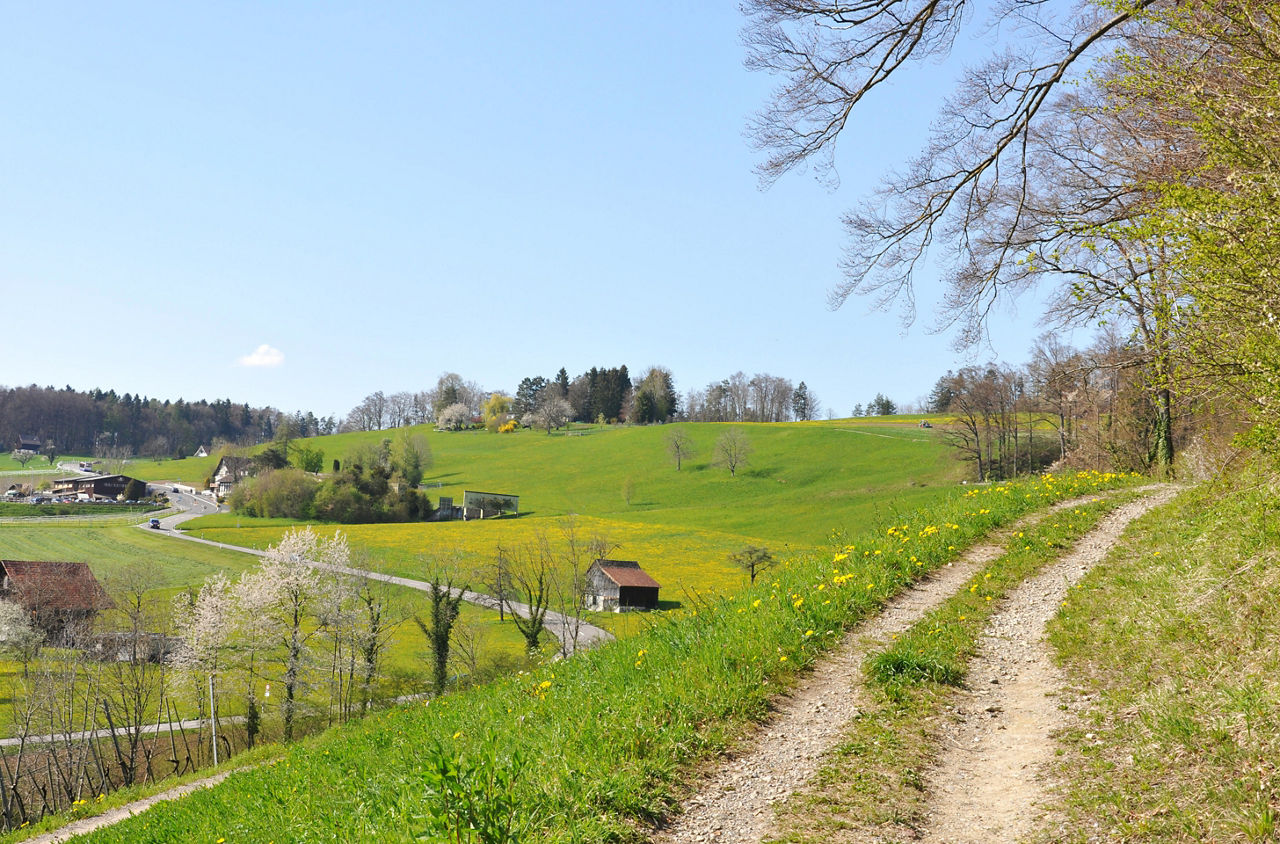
[16, 435, 42, 452]
[585, 559, 661, 612]
[51, 473, 142, 500]
[0, 560, 113, 643]
[209, 456, 254, 497]
[193, 444, 210, 458]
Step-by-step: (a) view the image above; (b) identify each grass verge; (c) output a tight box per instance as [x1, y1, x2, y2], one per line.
[768, 491, 1143, 842]
[41, 472, 1136, 843]
[1034, 471, 1280, 842]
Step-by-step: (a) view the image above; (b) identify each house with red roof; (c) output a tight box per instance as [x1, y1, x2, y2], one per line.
[585, 559, 661, 612]
[0, 560, 113, 643]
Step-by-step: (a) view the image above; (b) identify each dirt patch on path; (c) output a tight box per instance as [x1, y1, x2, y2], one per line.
[651, 496, 1114, 844]
[917, 487, 1179, 843]
[23, 770, 239, 844]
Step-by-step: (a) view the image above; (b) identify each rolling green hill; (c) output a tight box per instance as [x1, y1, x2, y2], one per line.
[162, 419, 965, 603]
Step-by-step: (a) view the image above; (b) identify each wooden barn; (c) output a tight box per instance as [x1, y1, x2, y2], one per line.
[585, 559, 661, 612]
[0, 560, 113, 643]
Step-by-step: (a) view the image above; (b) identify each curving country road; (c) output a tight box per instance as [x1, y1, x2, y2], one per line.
[143, 488, 614, 654]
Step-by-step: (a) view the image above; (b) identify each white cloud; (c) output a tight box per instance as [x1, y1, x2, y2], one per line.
[237, 344, 285, 368]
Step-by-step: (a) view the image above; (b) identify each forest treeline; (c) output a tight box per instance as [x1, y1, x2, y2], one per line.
[0, 385, 336, 459]
[2, 365, 839, 461]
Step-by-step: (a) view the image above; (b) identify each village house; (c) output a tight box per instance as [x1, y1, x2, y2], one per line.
[209, 455, 254, 497]
[585, 559, 661, 612]
[15, 435, 42, 453]
[0, 560, 113, 644]
[51, 473, 143, 500]
[193, 444, 210, 458]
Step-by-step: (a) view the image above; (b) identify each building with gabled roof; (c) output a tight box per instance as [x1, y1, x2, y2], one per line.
[585, 559, 661, 612]
[0, 560, 113, 643]
[210, 455, 254, 497]
[51, 473, 142, 500]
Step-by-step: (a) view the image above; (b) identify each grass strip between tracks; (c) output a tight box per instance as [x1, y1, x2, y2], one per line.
[769, 490, 1143, 842]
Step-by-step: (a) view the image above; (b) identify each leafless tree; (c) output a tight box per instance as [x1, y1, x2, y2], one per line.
[448, 616, 487, 688]
[385, 391, 415, 429]
[729, 545, 776, 584]
[749, 373, 794, 422]
[743, 0, 1162, 340]
[553, 520, 613, 658]
[666, 428, 694, 471]
[714, 428, 753, 477]
[100, 564, 169, 786]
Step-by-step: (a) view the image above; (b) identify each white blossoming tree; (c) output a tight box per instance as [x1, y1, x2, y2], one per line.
[0, 600, 42, 676]
[169, 573, 236, 763]
[238, 526, 341, 742]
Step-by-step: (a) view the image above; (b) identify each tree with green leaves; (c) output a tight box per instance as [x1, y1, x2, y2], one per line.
[292, 443, 325, 474]
[729, 545, 775, 584]
[868, 393, 897, 416]
[394, 433, 431, 487]
[791, 382, 814, 421]
[414, 570, 467, 697]
[503, 544, 553, 654]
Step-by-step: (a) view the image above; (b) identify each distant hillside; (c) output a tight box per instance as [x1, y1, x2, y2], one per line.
[147, 418, 966, 603]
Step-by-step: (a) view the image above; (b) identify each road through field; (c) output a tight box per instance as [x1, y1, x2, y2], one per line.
[147, 492, 613, 654]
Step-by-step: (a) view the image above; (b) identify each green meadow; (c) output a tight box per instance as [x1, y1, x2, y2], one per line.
[158, 420, 965, 607]
[61, 470, 1138, 843]
[0, 418, 966, 722]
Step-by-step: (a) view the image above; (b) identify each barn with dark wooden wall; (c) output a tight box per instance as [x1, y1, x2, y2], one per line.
[585, 559, 661, 612]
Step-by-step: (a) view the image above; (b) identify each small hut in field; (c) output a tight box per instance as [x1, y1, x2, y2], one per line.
[585, 559, 660, 612]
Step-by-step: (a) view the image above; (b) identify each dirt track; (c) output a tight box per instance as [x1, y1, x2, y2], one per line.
[652, 487, 1176, 843]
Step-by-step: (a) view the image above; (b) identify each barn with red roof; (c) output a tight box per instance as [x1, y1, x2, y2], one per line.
[585, 559, 661, 612]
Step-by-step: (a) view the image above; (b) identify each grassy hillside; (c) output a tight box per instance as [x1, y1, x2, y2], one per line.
[133, 420, 958, 542]
[1039, 471, 1280, 840]
[164, 420, 964, 607]
[0, 523, 258, 590]
[56, 471, 1135, 843]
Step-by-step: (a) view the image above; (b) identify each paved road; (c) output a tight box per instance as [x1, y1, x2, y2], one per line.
[143, 488, 614, 655]
[0, 717, 244, 749]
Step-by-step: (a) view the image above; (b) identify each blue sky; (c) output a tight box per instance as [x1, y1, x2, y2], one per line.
[2, 2, 1067, 420]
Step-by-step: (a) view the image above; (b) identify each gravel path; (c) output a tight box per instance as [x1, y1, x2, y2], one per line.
[652, 489, 1173, 844]
[652, 508, 1060, 843]
[23, 770, 238, 844]
[917, 486, 1179, 843]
